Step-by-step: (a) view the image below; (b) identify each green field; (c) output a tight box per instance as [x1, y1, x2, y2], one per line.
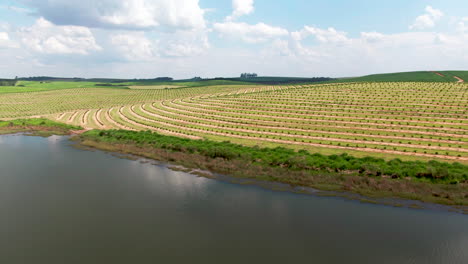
[339, 71, 467, 83]
[1, 76, 466, 164]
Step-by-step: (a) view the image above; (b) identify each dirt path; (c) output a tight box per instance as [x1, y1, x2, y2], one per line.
[68, 111, 79, 123]
[431, 71, 445, 77]
[81, 110, 90, 127]
[105, 108, 131, 130]
[93, 109, 106, 129]
[454, 76, 464, 83]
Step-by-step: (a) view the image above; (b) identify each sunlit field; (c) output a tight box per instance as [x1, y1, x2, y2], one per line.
[1, 80, 466, 163]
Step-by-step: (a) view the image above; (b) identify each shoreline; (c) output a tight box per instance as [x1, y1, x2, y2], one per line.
[0, 122, 466, 214]
[74, 135, 468, 214]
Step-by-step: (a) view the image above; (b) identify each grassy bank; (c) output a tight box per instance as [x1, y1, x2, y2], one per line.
[0, 118, 81, 136]
[78, 129, 468, 207]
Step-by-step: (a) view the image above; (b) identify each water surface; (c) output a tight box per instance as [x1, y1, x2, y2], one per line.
[0, 135, 467, 263]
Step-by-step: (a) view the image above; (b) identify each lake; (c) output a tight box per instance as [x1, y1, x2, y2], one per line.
[0, 134, 467, 264]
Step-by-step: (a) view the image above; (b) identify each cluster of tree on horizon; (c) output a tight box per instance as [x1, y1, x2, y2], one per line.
[0, 79, 17, 86]
[0, 75, 336, 86]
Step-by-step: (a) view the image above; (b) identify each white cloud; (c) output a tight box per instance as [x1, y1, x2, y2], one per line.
[0, 31, 18, 49]
[292, 26, 349, 44]
[410, 6, 444, 30]
[19, 18, 101, 55]
[0, 28, 17, 49]
[111, 32, 157, 61]
[20, 0, 206, 31]
[0, 32, 9, 41]
[161, 30, 210, 57]
[226, 0, 254, 21]
[108, 29, 210, 60]
[360, 32, 385, 43]
[213, 22, 288, 43]
[457, 17, 468, 33]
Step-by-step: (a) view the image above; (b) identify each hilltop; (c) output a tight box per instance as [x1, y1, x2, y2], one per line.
[338, 71, 467, 83]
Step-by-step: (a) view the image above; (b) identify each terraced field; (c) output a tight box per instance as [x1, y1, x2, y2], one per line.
[1, 81, 467, 162]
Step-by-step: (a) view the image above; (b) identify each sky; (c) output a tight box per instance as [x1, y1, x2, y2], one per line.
[0, 0, 467, 79]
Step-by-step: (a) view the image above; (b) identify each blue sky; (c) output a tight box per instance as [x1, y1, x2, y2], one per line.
[0, 0, 467, 79]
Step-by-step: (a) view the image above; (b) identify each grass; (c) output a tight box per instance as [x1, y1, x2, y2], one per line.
[77, 129, 468, 206]
[338, 71, 468, 82]
[440, 71, 468, 82]
[0, 118, 81, 135]
[0, 81, 129, 94]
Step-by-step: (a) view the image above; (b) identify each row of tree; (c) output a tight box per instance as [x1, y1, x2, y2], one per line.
[0, 79, 16, 86]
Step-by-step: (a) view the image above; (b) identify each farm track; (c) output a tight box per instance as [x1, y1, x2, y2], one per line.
[105, 107, 131, 130]
[93, 109, 106, 129]
[454, 76, 464, 83]
[81, 110, 90, 127]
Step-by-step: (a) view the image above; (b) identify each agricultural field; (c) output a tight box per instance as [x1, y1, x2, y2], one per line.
[339, 71, 466, 83]
[1, 80, 466, 163]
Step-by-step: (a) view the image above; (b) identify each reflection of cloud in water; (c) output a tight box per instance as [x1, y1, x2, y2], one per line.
[47, 135, 68, 161]
[129, 159, 211, 197]
[0, 134, 22, 146]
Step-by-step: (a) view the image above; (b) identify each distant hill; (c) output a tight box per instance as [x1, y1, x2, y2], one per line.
[213, 76, 334, 85]
[14, 76, 335, 85]
[338, 71, 467, 83]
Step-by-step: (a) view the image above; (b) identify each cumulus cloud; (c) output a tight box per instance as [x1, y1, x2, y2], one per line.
[226, 0, 254, 21]
[292, 26, 349, 44]
[108, 29, 209, 60]
[20, 0, 206, 31]
[410, 6, 444, 30]
[213, 22, 288, 43]
[0, 32, 18, 49]
[161, 30, 210, 57]
[457, 17, 468, 33]
[19, 18, 101, 55]
[111, 32, 157, 61]
[360, 32, 386, 43]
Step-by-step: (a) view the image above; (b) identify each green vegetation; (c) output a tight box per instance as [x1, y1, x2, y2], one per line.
[339, 71, 467, 83]
[217, 76, 334, 85]
[440, 71, 468, 82]
[1, 81, 466, 163]
[0, 81, 130, 94]
[0, 118, 81, 135]
[79, 129, 468, 205]
[84, 129, 468, 183]
[0, 79, 17, 86]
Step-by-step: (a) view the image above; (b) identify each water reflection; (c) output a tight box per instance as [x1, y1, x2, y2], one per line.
[0, 134, 467, 264]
